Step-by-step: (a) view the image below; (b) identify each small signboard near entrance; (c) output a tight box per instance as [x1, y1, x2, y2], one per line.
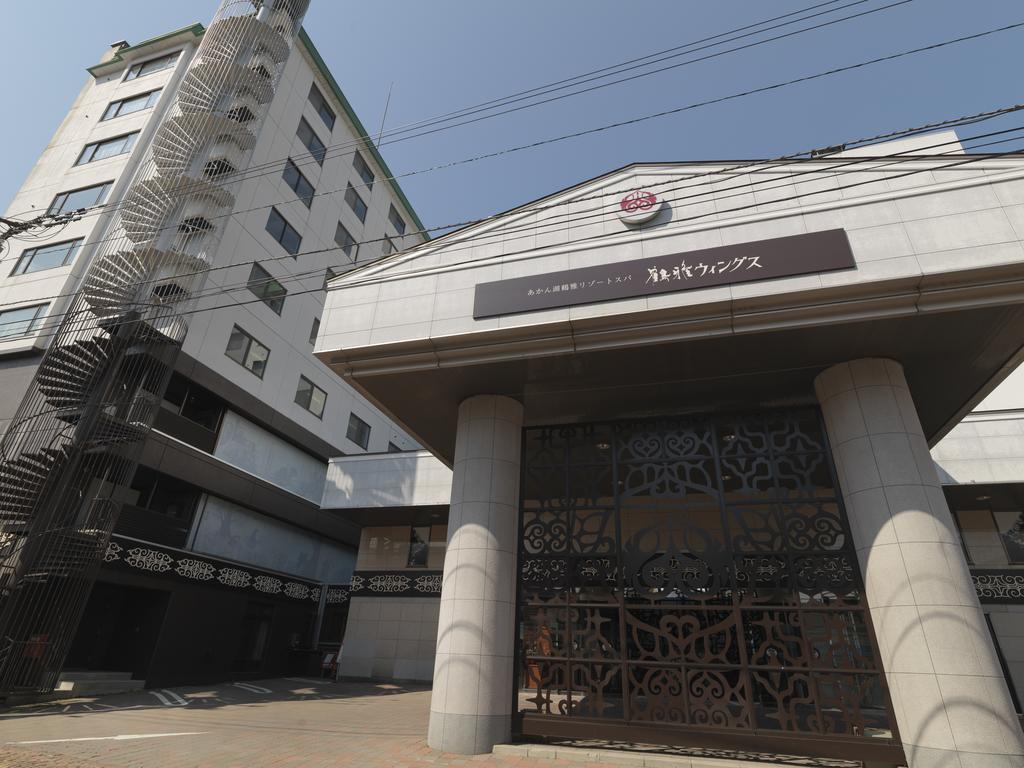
[473, 228, 856, 319]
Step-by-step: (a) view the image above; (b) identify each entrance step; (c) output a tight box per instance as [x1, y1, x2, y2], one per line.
[492, 744, 867, 768]
[55, 671, 145, 697]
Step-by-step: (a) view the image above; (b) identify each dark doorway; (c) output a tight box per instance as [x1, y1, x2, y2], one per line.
[65, 581, 169, 679]
[515, 409, 904, 765]
[233, 601, 274, 676]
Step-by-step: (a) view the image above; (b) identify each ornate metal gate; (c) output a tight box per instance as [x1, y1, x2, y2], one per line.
[515, 410, 904, 764]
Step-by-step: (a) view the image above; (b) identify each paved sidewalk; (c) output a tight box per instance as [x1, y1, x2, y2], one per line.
[0, 679, 584, 768]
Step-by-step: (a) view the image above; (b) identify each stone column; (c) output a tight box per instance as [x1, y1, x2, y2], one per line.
[815, 358, 1024, 768]
[428, 395, 523, 754]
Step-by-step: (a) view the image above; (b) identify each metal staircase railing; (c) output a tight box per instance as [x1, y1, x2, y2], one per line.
[0, 0, 310, 696]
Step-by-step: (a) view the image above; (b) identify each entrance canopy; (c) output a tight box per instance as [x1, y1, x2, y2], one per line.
[316, 132, 1024, 463]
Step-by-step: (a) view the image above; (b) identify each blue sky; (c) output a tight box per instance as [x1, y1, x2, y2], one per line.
[1, 0, 1020, 230]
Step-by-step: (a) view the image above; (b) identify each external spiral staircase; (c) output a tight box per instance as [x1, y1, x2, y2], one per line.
[0, 0, 310, 696]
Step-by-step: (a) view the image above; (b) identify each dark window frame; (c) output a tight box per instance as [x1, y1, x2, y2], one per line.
[297, 116, 326, 165]
[247, 262, 287, 315]
[75, 131, 140, 166]
[353, 151, 374, 190]
[294, 375, 327, 419]
[388, 204, 407, 235]
[282, 158, 315, 208]
[344, 183, 367, 223]
[346, 412, 371, 449]
[334, 221, 357, 259]
[309, 317, 320, 346]
[225, 324, 270, 379]
[308, 83, 336, 131]
[11, 238, 83, 276]
[124, 50, 181, 81]
[265, 207, 302, 256]
[0, 303, 49, 340]
[101, 88, 162, 121]
[47, 181, 113, 215]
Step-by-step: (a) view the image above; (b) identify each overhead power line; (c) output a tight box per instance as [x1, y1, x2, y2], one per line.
[0, 103, 1021, 317]
[8, 15, 1019, 284]
[6, 124, 1023, 346]
[4, 0, 920, 226]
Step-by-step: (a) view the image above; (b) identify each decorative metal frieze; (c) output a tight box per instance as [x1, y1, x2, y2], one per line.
[516, 410, 901, 762]
[103, 534, 334, 604]
[348, 570, 443, 598]
[972, 569, 1024, 603]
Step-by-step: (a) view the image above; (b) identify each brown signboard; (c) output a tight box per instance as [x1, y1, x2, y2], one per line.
[473, 228, 856, 319]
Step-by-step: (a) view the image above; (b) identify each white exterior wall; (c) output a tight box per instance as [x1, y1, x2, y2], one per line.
[0, 33, 198, 357]
[339, 596, 439, 682]
[190, 493, 354, 583]
[175, 37, 423, 458]
[320, 132, 1024, 362]
[322, 450, 452, 509]
[0, 25, 424, 469]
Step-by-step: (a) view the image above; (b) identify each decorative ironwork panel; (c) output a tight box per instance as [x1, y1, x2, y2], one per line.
[516, 410, 899, 760]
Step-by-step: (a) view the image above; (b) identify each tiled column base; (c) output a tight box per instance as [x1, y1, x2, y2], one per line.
[427, 395, 523, 754]
[816, 358, 1024, 768]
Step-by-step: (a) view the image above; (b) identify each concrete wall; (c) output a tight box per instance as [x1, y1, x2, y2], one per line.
[321, 450, 452, 509]
[338, 596, 439, 682]
[932, 412, 1024, 484]
[190, 494, 354, 583]
[213, 410, 326, 502]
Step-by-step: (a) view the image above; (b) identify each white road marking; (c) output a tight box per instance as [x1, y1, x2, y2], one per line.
[231, 682, 271, 694]
[283, 677, 329, 686]
[148, 689, 188, 707]
[160, 688, 188, 706]
[10, 732, 205, 745]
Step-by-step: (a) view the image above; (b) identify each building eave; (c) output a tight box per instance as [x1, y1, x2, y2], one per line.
[87, 23, 206, 77]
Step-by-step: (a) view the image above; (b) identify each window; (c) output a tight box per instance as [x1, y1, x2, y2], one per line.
[387, 441, 403, 453]
[0, 303, 49, 340]
[353, 151, 374, 190]
[265, 207, 301, 255]
[160, 372, 224, 432]
[322, 266, 340, 290]
[124, 50, 180, 81]
[75, 132, 139, 165]
[346, 412, 371, 449]
[334, 222, 357, 260]
[407, 526, 430, 567]
[382, 236, 396, 256]
[309, 317, 320, 346]
[101, 89, 161, 121]
[48, 181, 112, 214]
[282, 158, 315, 208]
[225, 324, 269, 378]
[388, 204, 407, 235]
[297, 117, 326, 165]
[11, 239, 82, 276]
[308, 83, 336, 131]
[344, 183, 367, 223]
[294, 375, 327, 418]
[247, 262, 286, 314]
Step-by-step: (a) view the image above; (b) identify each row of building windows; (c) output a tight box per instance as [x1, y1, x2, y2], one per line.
[222, 320, 372, 443]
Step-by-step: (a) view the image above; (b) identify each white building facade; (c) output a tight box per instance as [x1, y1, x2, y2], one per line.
[0, 9, 424, 690]
[318, 132, 1024, 766]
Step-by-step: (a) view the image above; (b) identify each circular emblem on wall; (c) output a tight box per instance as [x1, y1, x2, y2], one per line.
[617, 190, 661, 224]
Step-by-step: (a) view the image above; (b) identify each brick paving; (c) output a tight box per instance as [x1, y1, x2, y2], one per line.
[0, 680, 600, 768]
